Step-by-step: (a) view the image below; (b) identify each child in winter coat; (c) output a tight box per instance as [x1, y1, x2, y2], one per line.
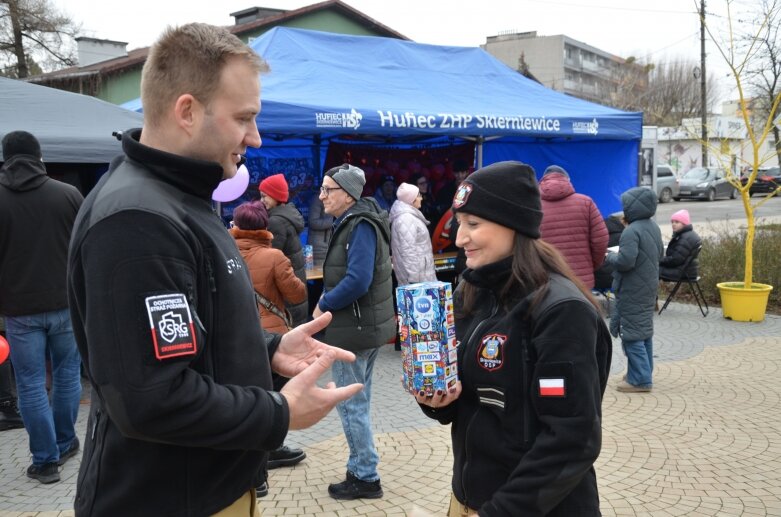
[659, 209, 702, 280]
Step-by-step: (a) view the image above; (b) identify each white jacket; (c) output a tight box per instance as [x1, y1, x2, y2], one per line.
[389, 200, 437, 286]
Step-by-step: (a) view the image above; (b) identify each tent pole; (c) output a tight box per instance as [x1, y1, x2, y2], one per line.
[476, 137, 484, 168]
[314, 135, 322, 179]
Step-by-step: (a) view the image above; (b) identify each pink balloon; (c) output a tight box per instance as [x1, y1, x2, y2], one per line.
[212, 164, 250, 202]
[0, 335, 9, 365]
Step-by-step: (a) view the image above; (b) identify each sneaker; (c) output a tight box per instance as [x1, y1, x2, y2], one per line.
[616, 380, 652, 393]
[255, 481, 268, 498]
[27, 462, 60, 484]
[267, 445, 306, 469]
[58, 437, 80, 466]
[328, 471, 383, 500]
[0, 401, 24, 431]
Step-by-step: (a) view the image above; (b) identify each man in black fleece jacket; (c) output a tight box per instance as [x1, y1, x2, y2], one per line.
[67, 24, 361, 516]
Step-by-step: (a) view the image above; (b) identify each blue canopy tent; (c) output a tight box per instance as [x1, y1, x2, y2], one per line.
[246, 27, 641, 216]
[123, 27, 642, 215]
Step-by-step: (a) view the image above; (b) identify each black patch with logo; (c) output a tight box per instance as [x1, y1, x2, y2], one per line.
[144, 293, 198, 360]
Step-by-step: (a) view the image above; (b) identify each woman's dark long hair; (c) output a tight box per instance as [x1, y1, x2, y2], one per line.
[460, 233, 602, 317]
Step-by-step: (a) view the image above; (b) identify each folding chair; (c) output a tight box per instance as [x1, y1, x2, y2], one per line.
[658, 244, 708, 317]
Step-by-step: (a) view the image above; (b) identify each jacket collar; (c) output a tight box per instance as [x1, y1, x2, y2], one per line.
[230, 227, 273, 247]
[122, 128, 223, 200]
[462, 256, 514, 290]
[673, 224, 693, 236]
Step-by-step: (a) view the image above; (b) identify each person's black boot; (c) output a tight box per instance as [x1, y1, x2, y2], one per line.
[328, 471, 383, 500]
[255, 481, 268, 498]
[27, 462, 60, 484]
[267, 445, 306, 469]
[58, 437, 80, 466]
[0, 400, 24, 431]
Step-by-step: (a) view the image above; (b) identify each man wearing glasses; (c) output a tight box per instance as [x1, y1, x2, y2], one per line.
[313, 164, 395, 500]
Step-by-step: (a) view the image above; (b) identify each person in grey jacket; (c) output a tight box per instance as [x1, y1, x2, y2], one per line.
[308, 194, 333, 267]
[389, 182, 437, 286]
[604, 187, 663, 393]
[260, 174, 309, 327]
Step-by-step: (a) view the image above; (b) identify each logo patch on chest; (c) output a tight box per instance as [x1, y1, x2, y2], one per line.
[144, 294, 198, 360]
[477, 333, 507, 371]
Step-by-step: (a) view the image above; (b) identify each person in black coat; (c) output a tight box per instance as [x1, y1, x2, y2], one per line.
[413, 161, 611, 516]
[660, 209, 702, 280]
[593, 212, 626, 290]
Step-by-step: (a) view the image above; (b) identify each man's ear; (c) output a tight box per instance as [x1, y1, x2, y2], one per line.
[173, 94, 200, 135]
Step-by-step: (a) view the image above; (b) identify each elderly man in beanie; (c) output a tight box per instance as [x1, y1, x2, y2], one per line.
[539, 164, 609, 289]
[0, 130, 83, 484]
[259, 173, 309, 328]
[314, 163, 395, 500]
[416, 161, 610, 516]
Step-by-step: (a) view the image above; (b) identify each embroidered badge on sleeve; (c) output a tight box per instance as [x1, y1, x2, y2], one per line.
[538, 378, 566, 397]
[145, 294, 198, 360]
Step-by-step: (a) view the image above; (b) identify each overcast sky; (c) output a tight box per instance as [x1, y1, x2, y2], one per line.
[54, 0, 758, 106]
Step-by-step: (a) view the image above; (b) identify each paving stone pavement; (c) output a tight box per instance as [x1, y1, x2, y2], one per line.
[2, 302, 781, 516]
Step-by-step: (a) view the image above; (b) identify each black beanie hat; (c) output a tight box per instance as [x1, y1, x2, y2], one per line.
[452, 160, 542, 239]
[2, 130, 42, 160]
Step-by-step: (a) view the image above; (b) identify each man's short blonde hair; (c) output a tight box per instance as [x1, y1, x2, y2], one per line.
[141, 23, 268, 128]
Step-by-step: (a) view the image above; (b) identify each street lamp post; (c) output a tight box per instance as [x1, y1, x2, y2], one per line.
[700, 0, 708, 167]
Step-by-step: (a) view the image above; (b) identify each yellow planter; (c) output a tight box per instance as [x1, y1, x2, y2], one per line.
[716, 282, 773, 322]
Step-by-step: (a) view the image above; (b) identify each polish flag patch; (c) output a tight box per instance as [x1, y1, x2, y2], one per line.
[538, 378, 566, 397]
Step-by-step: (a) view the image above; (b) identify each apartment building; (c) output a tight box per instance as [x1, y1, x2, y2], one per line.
[482, 30, 645, 106]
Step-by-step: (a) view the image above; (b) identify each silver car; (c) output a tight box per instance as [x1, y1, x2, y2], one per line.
[674, 167, 738, 201]
[656, 164, 679, 203]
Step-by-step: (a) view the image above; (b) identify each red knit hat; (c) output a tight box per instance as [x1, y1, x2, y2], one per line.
[259, 174, 289, 203]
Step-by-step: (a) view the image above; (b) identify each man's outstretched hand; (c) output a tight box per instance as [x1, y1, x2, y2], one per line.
[272, 312, 355, 377]
[280, 349, 363, 429]
[273, 312, 363, 430]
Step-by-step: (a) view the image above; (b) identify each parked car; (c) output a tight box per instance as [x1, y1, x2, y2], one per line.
[674, 167, 737, 201]
[656, 164, 679, 203]
[741, 166, 781, 196]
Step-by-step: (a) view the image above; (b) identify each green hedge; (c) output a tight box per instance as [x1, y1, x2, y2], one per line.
[695, 223, 781, 313]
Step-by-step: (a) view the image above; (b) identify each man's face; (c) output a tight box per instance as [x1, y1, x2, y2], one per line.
[320, 176, 353, 217]
[416, 176, 429, 194]
[188, 58, 261, 178]
[454, 170, 469, 184]
[381, 181, 395, 198]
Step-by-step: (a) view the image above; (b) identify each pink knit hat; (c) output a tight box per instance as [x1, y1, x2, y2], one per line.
[396, 182, 419, 205]
[671, 209, 691, 225]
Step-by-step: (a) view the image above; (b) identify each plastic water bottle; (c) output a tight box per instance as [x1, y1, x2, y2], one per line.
[303, 245, 314, 270]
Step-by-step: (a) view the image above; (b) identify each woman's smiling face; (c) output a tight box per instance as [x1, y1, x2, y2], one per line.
[454, 212, 515, 269]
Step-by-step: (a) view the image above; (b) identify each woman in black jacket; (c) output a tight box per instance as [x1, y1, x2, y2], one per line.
[660, 209, 702, 280]
[413, 161, 612, 517]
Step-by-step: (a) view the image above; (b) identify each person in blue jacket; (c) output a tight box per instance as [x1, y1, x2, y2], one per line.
[313, 163, 396, 500]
